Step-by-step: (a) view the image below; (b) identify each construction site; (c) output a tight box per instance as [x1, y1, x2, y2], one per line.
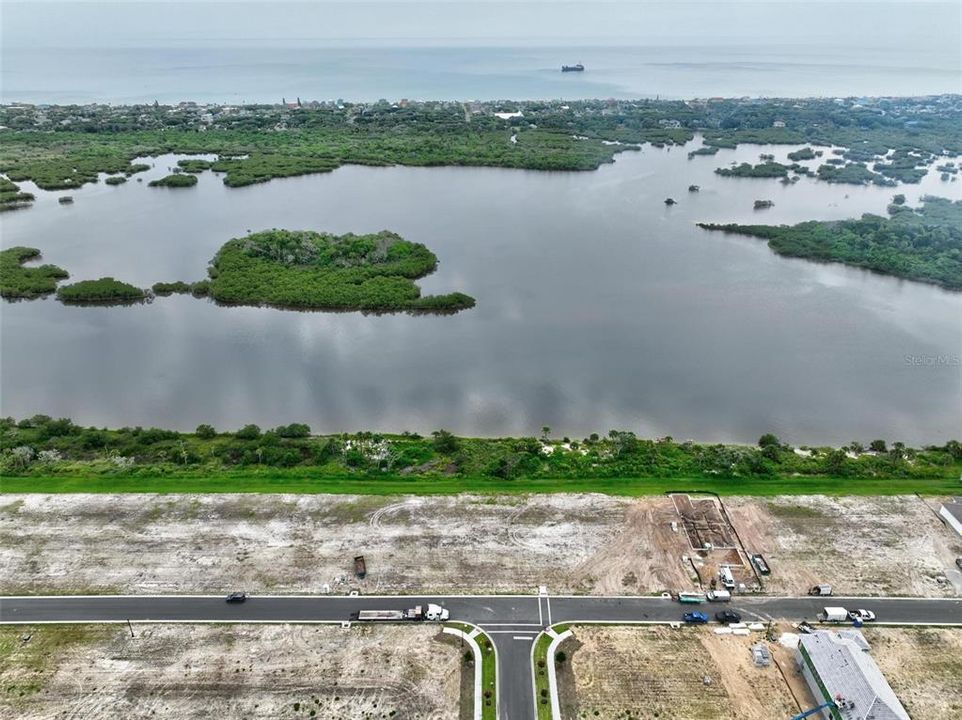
[556, 624, 962, 720]
[2, 492, 959, 598]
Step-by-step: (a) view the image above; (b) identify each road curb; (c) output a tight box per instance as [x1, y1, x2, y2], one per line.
[545, 628, 572, 719]
[444, 625, 483, 720]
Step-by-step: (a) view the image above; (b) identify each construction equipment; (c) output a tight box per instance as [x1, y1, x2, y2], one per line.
[789, 700, 837, 719]
[353, 555, 367, 579]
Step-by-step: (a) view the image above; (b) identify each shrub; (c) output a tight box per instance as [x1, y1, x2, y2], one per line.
[195, 424, 217, 439]
[148, 173, 198, 188]
[275, 423, 310, 438]
[56, 277, 146, 304]
[235, 424, 261, 440]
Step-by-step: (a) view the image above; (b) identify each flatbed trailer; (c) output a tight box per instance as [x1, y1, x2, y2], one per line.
[355, 604, 449, 622]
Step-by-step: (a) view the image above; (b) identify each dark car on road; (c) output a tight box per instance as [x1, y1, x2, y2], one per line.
[225, 592, 247, 603]
[715, 610, 742, 624]
[683, 611, 709, 624]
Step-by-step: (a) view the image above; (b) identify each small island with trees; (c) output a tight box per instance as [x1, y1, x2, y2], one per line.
[148, 173, 198, 188]
[206, 229, 475, 313]
[56, 277, 148, 304]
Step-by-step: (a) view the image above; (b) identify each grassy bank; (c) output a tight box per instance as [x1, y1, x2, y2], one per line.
[3, 471, 958, 496]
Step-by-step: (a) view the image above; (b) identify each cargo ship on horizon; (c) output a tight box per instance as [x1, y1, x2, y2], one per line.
[561, 63, 584, 72]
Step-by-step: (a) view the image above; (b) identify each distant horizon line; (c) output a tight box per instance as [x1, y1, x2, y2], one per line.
[4, 93, 960, 107]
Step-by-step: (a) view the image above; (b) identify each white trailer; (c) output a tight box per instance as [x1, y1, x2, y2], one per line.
[818, 606, 848, 623]
[706, 589, 731, 602]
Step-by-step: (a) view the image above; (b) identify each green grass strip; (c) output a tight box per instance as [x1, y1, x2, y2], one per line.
[532, 632, 555, 720]
[3, 472, 958, 496]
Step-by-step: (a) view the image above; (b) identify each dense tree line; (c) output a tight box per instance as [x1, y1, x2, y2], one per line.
[2, 416, 960, 482]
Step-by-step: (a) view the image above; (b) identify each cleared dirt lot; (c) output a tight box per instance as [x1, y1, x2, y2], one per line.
[0, 623, 461, 720]
[1, 493, 959, 596]
[862, 627, 962, 719]
[557, 625, 962, 720]
[728, 495, 962, 596]
[557, 625, 810, 720]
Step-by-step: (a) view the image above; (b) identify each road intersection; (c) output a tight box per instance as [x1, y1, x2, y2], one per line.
[3, 593, 960, 719]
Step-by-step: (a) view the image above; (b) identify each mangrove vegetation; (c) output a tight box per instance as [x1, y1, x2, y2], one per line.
[56, 277, 148, 304]
[0, 247, 69, 298]
[207, 229, 475, 312]
[148, 173, 198, 188]
[699, 196, 962, 290]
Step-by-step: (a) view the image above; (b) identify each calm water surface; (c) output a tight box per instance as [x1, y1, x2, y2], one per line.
[2, 140, 960, 444]
[3, 43, 960, 104]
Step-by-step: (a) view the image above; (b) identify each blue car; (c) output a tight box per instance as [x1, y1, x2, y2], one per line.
[683, 611, 709, 624]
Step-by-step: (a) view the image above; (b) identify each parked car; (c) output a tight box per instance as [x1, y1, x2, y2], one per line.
[848, 609, 876, 622]
[683, 611, 709, 624]
[225, 592, 247, 603]
[715, 610, 742, 624]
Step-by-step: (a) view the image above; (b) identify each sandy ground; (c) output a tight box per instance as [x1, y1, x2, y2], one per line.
[0, 623, 461, 720]
[557, 625, 810, 720]
[862, 627, 962, 719]
[727, 495, 962, 596]
[1, 494, 959, 596]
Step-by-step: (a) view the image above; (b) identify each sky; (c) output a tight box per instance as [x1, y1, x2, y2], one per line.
[3, 1, 960, 48]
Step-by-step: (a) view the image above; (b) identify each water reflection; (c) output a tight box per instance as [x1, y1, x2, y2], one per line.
[1, 140, 960, 444]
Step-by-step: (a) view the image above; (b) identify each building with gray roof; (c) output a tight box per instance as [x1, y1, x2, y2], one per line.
[939, 500, 962, 535]
[795, 630, 909, 720]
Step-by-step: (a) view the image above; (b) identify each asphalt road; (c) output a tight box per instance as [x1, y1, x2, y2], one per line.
[3, 593, 960, 719]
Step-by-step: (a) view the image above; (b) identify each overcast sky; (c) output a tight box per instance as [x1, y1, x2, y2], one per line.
[3, 1, 960, 48]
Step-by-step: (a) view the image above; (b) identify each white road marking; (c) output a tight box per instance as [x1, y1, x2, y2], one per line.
[512, 635, 534, 640]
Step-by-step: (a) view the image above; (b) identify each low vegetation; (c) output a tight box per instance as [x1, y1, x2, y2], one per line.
[150, 281, 192, 295]
[816, 161, 895, 185]
[207, 228, 475, 312]
[176, 158, 213, 173]
[1, 417, 959, 496]
[0, 176, 35, 210]
[0, 247, 69, 298]
[148, 173, 197, 188]
[1, 97, 959, 191]
[104, 175, 127, 185]
[716, 161, 792, 178]
[787, 146, 818, 161]
[700, 196, 962, 290]
[56, 277, 147, 304]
